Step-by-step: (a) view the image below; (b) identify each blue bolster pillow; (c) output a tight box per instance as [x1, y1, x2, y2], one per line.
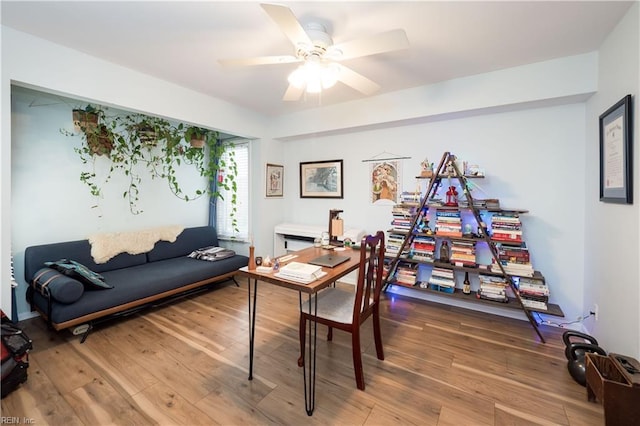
[32, 267, 85, 304]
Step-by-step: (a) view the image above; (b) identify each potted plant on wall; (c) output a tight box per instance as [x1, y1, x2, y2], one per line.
[72, 104, 100, 132]
[64, 106, 238, 219]
[185, 126, 209, 148]
[66, 105, 114, 157]
[86, 124, 115, 156]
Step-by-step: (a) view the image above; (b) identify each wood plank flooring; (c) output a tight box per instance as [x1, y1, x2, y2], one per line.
[2, 279, 603, 425]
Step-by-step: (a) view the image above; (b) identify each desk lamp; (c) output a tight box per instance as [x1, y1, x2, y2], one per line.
[328, 209, 344, 246]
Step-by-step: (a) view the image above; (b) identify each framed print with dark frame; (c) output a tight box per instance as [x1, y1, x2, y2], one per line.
[266, 163, 284, 197]
[599, 94, 633, 204]
[300, 160, 344, 198]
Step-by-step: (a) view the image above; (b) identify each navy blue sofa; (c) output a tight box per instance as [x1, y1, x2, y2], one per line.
[24, 226, 247, 337]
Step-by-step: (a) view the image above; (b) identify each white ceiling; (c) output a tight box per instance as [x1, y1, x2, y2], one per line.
[1, 1, 634, 117]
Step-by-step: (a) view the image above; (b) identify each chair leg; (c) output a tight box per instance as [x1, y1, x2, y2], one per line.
[327, 326, 333, 341]
[351, 328, 365, 390]
[373, 308, 385, 360]
[298, 314, 306, 367]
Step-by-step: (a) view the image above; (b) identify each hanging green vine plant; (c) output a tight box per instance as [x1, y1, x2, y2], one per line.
[62, 105, 238, 219]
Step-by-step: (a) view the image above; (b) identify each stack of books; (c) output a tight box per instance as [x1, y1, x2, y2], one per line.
[450, 240, 476, 267]
[515, 276, 549, 311]
[427, 267, 455, 293]
[477, 274, 509, 303]
[427, 197, 444, 207]
[275, 262, 325, 283]
[491, 212, 523, 243]
[495, 242, 530, 264]
[385, 232, 409, 258]
[400, 191, 421, 204]
[393, 261, 418, 287]
[491, 260, 534, 277]
[390, 205, 415, 231]
[490, 242, 534, 277]
[411, 235, 436, 262]
[435, 210, 462, 237]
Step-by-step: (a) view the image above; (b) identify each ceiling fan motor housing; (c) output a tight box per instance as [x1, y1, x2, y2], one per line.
[297, 22, 333, 58]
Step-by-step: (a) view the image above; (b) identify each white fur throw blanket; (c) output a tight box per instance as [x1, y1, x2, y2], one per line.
[88, 225, 185, 264]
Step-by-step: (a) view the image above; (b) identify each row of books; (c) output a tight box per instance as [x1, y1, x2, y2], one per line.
[411, 235, 436, 262]
[477, 274, 509, 303]
[394, 261, 418, 287]
[491, 212, 523, 244]
[400, 191, 421, 204]
[515, 276, 550, 311]
[427, 267, 455, 291]
[495, 242, 530, 264]
[435, 210, 462, 237]
[491, 242, 534, 277]
[391, 204, 417, 232]
[450, 240, 476, 267]
[386, 232, 410, 258]
[490, 260, 534, 277]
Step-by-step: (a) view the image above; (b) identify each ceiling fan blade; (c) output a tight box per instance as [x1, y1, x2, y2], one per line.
[261, 3, 312, 48]
[330, 29, 409, 60]
[282, 83, 304, 102]
[218, 55, 300, 68]
[336, 64, 380, 95]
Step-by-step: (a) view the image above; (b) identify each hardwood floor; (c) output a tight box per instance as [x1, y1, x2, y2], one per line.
[2, 279, 603, 425]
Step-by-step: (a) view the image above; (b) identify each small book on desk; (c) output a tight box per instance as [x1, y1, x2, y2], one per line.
[277, 262, 325, 282]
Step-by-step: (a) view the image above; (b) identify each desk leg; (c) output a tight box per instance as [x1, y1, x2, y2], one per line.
[299, 292, 318, 416]
[248, 278, 258, 381]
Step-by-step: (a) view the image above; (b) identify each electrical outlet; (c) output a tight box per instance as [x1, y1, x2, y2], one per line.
[591, 304, 599, 321]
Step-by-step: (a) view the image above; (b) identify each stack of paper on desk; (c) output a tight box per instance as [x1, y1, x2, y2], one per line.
[276, 262, 325, 282]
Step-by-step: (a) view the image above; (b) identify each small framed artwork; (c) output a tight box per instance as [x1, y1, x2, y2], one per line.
[266, 163, 284, 197]
[300, 159, 343, 198]
[599, 94, 633, 204]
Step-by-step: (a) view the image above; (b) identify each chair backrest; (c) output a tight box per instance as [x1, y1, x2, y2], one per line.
[353, 231, 385, 323]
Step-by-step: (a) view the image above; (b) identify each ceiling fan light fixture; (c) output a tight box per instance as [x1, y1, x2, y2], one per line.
[321, 63, 339, 89]
[288, 66, 307, 89]
[287, 62, 339, 94]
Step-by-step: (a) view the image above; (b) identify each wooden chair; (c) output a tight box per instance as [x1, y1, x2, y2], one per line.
[298, 231, 386, 390]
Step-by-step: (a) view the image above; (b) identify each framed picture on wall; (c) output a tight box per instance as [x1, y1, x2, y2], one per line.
[266, 163, 284, 197]
[300, 160, 343, 198]
[599, 94, 632, 204]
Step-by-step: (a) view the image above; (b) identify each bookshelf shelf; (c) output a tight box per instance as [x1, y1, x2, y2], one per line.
[383, 151, 563, 343]
[387, 283, 565, 317]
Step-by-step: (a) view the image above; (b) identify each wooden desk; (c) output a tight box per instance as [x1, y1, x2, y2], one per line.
[235, 246, 362, 416]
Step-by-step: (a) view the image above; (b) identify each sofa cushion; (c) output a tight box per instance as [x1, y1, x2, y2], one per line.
[147, 226, 219, 262]
[45, 259, 113, 290]
[24, 240, 147, 281]
[32, 268, 84, 304]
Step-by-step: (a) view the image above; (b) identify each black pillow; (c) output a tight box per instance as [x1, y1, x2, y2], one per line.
[45, 259, 113, 290]
[32, 267, 85, 304]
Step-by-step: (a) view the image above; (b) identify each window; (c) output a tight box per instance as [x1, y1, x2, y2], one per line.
[215, 139, 249, 241]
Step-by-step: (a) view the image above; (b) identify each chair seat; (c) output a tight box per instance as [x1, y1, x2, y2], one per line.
[301, 287, 355, 324]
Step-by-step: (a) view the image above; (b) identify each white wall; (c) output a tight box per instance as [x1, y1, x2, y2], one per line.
[585, 3, 639, 357]
[275, 103, 587, 324]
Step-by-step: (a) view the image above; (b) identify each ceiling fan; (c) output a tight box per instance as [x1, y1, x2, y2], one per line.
[218, 3, 410, 101]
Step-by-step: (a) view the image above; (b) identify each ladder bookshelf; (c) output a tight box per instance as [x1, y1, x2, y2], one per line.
[382, 151, 564, 343]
